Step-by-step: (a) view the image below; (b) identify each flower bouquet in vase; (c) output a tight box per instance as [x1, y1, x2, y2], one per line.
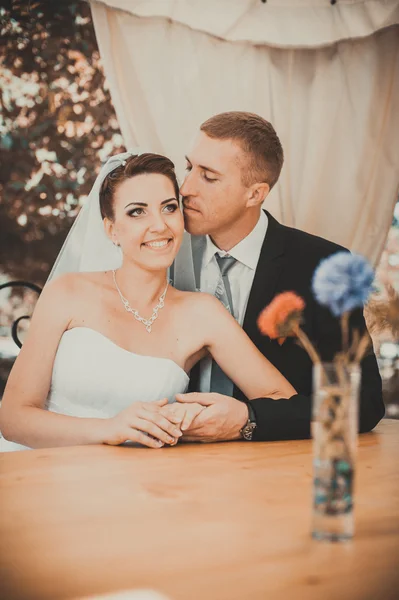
[258, 252, 375, 541]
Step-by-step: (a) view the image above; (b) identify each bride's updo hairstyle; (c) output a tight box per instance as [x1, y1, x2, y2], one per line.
[99, 153, 180, 220]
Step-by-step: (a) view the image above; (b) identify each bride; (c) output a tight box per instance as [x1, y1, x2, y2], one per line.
[0, 151, 296, 451]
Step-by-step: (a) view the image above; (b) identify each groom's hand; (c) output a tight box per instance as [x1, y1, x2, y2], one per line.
[175, 392, 248, 443]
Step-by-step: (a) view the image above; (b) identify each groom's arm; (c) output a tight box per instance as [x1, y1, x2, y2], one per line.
[250, 351, 384, 441]
[248, 393, 311, 441]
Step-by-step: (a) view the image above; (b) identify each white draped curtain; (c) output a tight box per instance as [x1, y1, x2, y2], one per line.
[90, 0, 399, 265]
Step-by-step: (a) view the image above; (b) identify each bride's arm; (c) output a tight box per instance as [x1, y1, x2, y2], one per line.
[0, 275, 180, 449]
[0, 274, 116, 448]
[193, 294, 296, 400]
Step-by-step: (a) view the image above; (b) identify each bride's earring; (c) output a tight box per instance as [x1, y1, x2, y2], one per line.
[113, 241, 123, 263]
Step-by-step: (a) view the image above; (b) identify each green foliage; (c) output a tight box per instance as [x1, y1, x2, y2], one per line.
[0, 0, 125, 283]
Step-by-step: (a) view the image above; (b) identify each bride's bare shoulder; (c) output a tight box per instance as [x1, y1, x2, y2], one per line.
[171, 290, 234, 343]
[44, 271, 110, 298]
[172, 288, 225, 317]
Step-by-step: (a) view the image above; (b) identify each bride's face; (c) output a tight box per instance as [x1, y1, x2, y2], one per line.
[105, 173, 184, 270]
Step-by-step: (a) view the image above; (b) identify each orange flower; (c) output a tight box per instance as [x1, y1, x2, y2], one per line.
[257, 292, 305, 344]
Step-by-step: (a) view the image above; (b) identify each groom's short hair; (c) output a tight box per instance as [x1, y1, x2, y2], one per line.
[200, 111, 283, 190]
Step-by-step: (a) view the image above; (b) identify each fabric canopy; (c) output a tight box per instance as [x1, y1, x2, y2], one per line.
[90, 0, 399, 265]
[91, 0, 399, 48]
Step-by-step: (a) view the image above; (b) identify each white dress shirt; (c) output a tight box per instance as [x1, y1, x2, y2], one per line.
[198, 211, 268, 393]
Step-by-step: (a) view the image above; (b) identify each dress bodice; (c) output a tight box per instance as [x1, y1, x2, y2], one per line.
[0, 327, 189, 451]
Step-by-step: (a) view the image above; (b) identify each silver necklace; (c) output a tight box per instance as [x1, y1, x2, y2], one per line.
[112, 270, 169, 333]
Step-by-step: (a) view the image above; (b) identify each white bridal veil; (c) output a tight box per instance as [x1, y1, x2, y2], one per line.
[47, 150, 142, 282]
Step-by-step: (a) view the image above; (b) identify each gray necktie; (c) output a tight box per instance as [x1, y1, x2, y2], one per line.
[214, 255, 236, 313]
[210, 254, 237, 395]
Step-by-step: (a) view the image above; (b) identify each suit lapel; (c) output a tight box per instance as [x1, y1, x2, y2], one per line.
[173, 231, 197, 292]
[242, 211, 287, 343]
[182, 234, 207, 392]
[190, 235, 207, 289]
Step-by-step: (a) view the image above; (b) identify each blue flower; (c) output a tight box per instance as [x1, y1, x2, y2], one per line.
[312, 252, 374, 317]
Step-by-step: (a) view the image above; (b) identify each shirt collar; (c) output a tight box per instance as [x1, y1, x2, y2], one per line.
[203, 211, 268, 270]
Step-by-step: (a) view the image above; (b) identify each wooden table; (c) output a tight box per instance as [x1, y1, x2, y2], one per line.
[0, 420, 398, 600]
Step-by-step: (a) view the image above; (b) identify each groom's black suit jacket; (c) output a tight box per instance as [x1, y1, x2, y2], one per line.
[191, 210, 385, 441]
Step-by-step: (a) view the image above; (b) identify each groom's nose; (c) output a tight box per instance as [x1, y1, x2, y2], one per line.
[180, 172, 196, 198]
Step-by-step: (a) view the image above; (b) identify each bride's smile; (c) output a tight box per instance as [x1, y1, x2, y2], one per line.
[142, 237, 174, 251]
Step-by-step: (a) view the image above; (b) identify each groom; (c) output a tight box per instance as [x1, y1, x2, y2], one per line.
[174, 111, 385, 442]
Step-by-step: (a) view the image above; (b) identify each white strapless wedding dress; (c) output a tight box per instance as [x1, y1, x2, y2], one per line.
[0, 327, 189, 452]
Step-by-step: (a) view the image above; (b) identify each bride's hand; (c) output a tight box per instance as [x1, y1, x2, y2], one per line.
[161, 401, 206, 441]
[104, 398, 183, 448]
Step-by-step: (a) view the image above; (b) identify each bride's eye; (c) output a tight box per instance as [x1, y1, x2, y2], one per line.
[163, 203, 179, 213]
[185, 165, 192, 172]
[127, 208, 145, 217]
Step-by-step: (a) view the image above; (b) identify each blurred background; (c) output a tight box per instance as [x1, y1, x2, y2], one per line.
[0, 0, 398, 414]
[0, 0, 125, 388]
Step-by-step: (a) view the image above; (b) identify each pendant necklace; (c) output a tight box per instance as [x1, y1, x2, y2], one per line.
[112, 270, 168, 333]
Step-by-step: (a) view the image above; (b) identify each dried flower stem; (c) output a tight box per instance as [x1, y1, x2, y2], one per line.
[348, 328, 360, 362]
[296, 327, 322, 365]
[335, 354, 348, 382]
[366, 282, 399, 339]
[354, 331, 372, 363]
[341, 312, 350, 355]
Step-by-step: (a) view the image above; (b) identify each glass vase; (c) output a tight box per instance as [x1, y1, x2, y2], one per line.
[312, 362, 361, 542]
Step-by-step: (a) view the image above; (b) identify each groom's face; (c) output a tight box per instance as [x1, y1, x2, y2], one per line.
[181, 132, 250, 237]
